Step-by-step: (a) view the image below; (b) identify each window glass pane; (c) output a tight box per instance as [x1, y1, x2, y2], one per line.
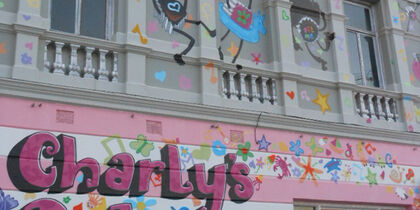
[51, 0, 76, 33]
[346, 31, 363, 85]
[361, 35, 380, 87]
[344, 2, 372, 31]
[80, 0, 106, 39]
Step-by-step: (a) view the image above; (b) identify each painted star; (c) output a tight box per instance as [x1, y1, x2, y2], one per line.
[366, 168, 378, 187]
[312, 88, 331, 115]
[0, 42, 6, 54]
[257, 135, 271, 152]
[227, 41, 239, 57]
[295, 155, 323, 186]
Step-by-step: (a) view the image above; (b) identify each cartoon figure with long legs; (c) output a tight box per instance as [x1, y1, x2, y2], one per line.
[398, 0, 420, 32]
[153, 0, 216, 65]
[291, 0, 334, 71]
[218, 0, 267, 69]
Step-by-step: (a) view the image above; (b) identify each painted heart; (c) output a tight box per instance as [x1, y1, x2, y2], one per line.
[154, 70, 166, 82]
[22, 14, 31, 21]
[325, 149, 332, 156]
[191, 143, 211, 161]
[167, 2, 181, 13]
[413, 60, 420, 82]
[286, 91, 295, 99]
[25, 42, 33, 50]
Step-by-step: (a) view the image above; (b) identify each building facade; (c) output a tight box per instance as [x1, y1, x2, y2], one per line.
[0, 0, 420, 209]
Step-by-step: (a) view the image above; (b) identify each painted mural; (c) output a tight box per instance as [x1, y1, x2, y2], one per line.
[291, 0, 334, 71]
[152, 0, 216, 65]
[0, 97, 419, 210]
[398, 0, 420, 33]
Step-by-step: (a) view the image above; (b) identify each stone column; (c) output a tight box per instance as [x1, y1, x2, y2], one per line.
[326, 0, 358, 124]
[198, 0, 222, 106]
[124, 0, 148, 95]
[12, 0, 45, 80]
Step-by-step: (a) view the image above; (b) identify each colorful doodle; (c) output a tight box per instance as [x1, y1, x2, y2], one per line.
[256, 135, 271, 152]
[295, 156, 323, 186]
[218, 0, 266, 67]
[153, 0, 216, 65]
[289, 139, 304, 156]
[291, 0, 334, 70]
[312, 88, 331, 115]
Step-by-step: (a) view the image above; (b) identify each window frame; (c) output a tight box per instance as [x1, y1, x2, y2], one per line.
[49, 0, 115, 40]
[344, 0, 385, 89]
[295, 201, 405, 210]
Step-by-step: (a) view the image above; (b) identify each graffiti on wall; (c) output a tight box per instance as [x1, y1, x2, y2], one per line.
[217, 0, 266, 69]
[153, 0, 216, 65]
[291, 0, 334, 71]
[6, 132, 254, 210]
[398, 0, 420, 32]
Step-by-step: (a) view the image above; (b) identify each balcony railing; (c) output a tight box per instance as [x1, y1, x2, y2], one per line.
[221, 70, 278, 105]
[354, 92, 399, 122]
[44, 40, 118, 82]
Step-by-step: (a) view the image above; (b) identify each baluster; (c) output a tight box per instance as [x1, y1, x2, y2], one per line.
[68, 44, 80, 77]
[111, 52, 119, 82]
[261, 77, 270, 103]
[221, 71, 229, 98]
[84, 47, 95, 79]
[354, 93, 362, 117]
[360, 93, 369, 118]
[271, 79, 278, 105]
[383, 97, 392, 121]
[98, 49, 109, 81]
[44, 40, 52, 72]
[367, 94, 375, 119]
[379, 97, 388, 121]
[251, 75, 259, 103]
[53, 42, 66, 74]
[371, 95, 379, 119]
[239, 73, 248, 101]
[228, 71, 238, 100]
[389, 98, 398, 122]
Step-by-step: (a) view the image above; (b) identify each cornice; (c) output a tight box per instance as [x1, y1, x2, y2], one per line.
[0, 78, 419, 146]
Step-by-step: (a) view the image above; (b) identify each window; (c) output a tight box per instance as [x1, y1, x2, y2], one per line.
[344, 1, 383, 88]
[50, 0, 114, 40]
[294, 202, 405, 210]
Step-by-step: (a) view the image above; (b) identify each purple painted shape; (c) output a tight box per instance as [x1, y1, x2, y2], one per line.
[21, 199, 66, 210]
[51, 135, 100, 193]
[188, 164, 227, 210]
[100, 153, 135, 193]
[107, 203, 133, 210]
[225, 154, 254, 202]
[15, 132, 60, 190]
[161, 145, 193, 199]
[21, 53, 32, 64]
[130, 159, 165, 196]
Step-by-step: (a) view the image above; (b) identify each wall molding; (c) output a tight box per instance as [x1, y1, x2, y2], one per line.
[0, 78, 419, 146]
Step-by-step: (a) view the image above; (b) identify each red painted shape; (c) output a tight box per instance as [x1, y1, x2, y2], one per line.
[73, 202, 83, 210]
[286, 91, 295, 99]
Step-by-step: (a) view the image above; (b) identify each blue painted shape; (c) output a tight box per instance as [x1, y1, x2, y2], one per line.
[289, 139, 304, 156]
[212, 140, 227, 156]
[219, 3, 266, 43]
[154, 70, 167, 82]
[323, 158, 342, 173]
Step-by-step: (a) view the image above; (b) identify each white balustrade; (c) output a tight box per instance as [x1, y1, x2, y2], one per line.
[354, 92, 398, 122]
[43, 40, 118, 82]
[221, 70, 278, 105]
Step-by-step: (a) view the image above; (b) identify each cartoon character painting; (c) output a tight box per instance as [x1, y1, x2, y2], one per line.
[291, 0, 334, 71]
[218, 0, 267, 69]
[153, 0, 216, 65]
[398, 0, 420, 32]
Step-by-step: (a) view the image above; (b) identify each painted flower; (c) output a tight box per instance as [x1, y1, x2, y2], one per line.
[0, 188, 19, 210]
[123, 196, 157, 210]
[237, 9, 251, 25]
[292, 167, 302, 177]
[256, 157, 264, 169]
[236, 141, 254, 161]
[180, 146, 189, 158]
